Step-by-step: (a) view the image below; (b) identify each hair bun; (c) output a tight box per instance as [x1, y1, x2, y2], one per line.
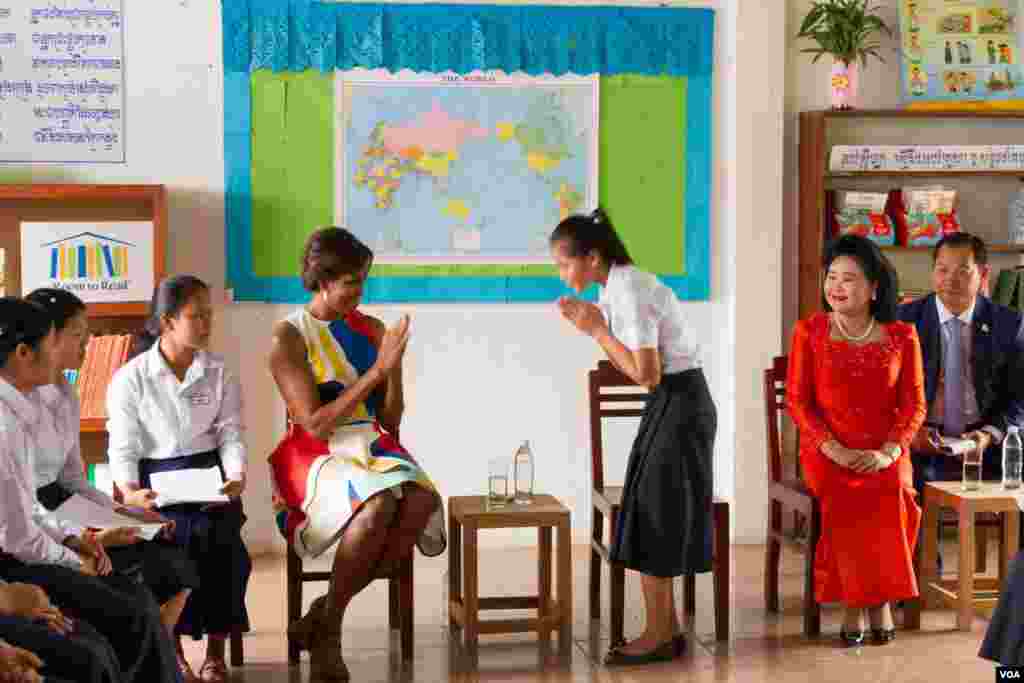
[590, 207, 608, 224]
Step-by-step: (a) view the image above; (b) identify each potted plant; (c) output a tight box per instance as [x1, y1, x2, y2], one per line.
[796, 0, 893, 109]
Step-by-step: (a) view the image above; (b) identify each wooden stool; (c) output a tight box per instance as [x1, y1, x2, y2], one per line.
[448, 495, 572, 664]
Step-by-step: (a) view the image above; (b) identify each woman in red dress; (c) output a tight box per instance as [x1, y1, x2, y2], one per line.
[787, 235, 926, 647]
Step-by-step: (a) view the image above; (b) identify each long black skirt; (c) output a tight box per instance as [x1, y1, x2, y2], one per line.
[609, 368, 716, 578]
[981, 550, 1024, 665]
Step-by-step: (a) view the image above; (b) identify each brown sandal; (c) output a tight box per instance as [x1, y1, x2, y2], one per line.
[176, 652, 199, 683]
[198, 657, 228, 683]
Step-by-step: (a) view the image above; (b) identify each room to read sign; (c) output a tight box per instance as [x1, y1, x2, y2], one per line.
[19, 221, 154, 302]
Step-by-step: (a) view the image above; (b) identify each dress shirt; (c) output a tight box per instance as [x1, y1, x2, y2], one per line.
[32, 381, 115, 508]
[597, 264, 701, 375]
[0, 377, 82, 569]
[106, 346, 247, 485]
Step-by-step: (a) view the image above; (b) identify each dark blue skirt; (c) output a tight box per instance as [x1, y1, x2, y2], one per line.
[141, 450, 251, 640]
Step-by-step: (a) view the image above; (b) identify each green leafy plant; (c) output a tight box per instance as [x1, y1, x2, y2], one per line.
[797, 0, 893, 67]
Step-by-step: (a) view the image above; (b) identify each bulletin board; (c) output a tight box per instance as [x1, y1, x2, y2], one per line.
[222, 2, 714, 302]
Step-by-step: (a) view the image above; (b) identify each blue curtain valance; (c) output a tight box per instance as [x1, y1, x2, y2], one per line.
[223, 1, 714, 77]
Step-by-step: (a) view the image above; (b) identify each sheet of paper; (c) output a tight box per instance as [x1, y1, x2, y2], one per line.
[939, 436, 976, 456]
[53, 494, 163, 540]
[150, 467, 229, 507]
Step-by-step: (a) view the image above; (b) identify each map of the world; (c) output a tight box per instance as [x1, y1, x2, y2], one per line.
[337, 73, 598, 263]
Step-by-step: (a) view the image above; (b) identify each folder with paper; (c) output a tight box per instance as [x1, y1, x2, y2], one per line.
[52, 494, 164, 540]
[150, 467, 229, 508]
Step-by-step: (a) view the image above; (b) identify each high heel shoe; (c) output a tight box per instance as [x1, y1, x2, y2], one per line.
[603, 640, 678, 667]
[287, 595, 329, 653]
[870, 627, 896, 645]
[839, 628, 865, 647]
[309, 603, 350, 682]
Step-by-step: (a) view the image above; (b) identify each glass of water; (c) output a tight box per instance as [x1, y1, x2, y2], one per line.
[487, 457, 510, 509]
[962, 448, 983, 492]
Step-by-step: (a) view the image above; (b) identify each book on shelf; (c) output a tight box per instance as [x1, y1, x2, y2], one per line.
[75, 334, 132, 421]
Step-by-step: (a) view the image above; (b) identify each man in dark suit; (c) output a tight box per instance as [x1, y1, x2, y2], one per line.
[899, 232, 1024, 505]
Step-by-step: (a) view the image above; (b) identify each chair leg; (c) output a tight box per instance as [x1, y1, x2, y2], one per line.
[713, 501, 730, 642]
[286, 545, 303, 664]
[610, 564, 625, 649]
[804, 504, 822, 637]
[389, 575, 399, 631]
[590, 508, 603, 624]
[976, 524, 989, 574]
[230, 628, 244, 667]
[399, 555, 414, 661]
[683, 574, 696, 619]
[765, 499, 781, 613]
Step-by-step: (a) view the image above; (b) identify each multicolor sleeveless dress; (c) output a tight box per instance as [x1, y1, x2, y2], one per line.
[269, 307, 445, 559]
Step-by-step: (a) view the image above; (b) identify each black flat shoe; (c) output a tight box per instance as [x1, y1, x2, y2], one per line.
[839, 629, 865, 647]
[672, 634, 687, 655]
[603, 640, 678, 667]
[870, 627, 896, 645]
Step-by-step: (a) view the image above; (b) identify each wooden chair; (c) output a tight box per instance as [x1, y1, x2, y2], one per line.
[588, 360, 730, 646]
[285, 544, 413, 664]
[763, 355, 821, 636]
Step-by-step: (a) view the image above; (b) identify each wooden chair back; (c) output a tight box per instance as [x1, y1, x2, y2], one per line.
[588, 360, 650, 492]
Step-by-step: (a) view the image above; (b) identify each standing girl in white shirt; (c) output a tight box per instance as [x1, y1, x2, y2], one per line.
[105, 276, 251, 683]
[25, 289, 199, 647]
[551, 208, 717, 667]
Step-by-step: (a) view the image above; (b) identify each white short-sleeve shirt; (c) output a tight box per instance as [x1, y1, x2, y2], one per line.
[106, 345, 248, 485]
[598, 264, 701, 375]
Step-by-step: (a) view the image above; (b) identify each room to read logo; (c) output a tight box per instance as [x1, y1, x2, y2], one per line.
[42, 231, 133, 292]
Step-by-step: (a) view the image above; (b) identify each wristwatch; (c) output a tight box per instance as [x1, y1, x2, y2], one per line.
[884, 444, 902, 461]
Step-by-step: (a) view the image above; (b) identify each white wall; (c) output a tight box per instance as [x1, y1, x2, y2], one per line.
[2, 0, 787, 552]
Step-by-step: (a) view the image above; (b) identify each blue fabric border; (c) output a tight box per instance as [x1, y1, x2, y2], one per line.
[223, 2, 714, 303]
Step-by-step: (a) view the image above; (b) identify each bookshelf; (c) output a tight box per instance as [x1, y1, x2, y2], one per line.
[798, 109, 1024, 320]
[0, 184, 167, 464]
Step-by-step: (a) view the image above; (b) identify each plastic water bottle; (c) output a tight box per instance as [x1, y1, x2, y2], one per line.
[1003, 426, 1023, 490]
[513, 440, 534, 504]
[1010, 180, 1024, 245]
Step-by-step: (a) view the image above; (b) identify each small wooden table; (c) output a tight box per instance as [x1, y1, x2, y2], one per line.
[918, 481, 1020, 631]
[448, 494, 573, 663]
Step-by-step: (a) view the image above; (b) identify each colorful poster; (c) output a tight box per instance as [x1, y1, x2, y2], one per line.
[20, 221, 154, 303]
[899, 0, 1024, 103]
[336, 71, 598, 264]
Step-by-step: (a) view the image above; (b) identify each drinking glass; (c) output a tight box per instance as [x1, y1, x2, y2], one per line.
[487, 457, 510, 508]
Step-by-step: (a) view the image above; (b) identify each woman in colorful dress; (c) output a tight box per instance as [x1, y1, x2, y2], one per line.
[787, 234, 927, 646]
[268, 227, 444, 682]
[106, 275, 251, 683]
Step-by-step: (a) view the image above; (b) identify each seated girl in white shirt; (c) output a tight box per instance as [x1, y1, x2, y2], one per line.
[105, 276, 250, 683]
[25, 289, 199, 648]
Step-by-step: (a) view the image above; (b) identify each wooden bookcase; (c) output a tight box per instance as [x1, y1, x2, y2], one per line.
[797, 109, 1024, 321]
[0, 184, 167, 464]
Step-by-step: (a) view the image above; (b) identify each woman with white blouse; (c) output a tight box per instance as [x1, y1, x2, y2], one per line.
[551, 208, 717, 666]
[26, 289, 199, 643]
[105, 276, 251, 683]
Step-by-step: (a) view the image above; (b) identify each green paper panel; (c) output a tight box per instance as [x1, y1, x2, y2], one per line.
[251, 70, 334, 278]
[599, 75, 686, 275]
[250, 73, 686, 278]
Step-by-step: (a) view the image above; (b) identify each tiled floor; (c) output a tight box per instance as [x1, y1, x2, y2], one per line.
[180, 542, 1001, 682]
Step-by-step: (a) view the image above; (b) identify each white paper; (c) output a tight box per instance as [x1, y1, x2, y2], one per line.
[52, 494, 163, 540]
[150, 467, 228, 507]
[939, 436, 976, 456]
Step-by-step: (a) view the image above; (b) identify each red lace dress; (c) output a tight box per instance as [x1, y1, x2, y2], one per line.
[787, 313, 927, 607]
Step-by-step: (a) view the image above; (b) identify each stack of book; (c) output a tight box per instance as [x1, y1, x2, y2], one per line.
[899, 289, 930, 304]
[73, 335, 133, 420]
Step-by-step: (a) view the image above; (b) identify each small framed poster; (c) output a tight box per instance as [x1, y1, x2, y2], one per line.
[899, 0, 1024, 104]
[20, 221, 155, 303]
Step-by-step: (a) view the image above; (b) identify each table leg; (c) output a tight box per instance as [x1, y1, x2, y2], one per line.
[449, 515, 462, 637]
[921, 491, 939, 610]
[539, 526, 552, 647]
[557, 518, 573, 658]
[1001, 511, 1020, 588]
[957, 505, 975, 631]
[464, 522, 480, 665]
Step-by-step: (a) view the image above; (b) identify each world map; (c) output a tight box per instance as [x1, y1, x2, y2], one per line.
[339, 76, 597, 261]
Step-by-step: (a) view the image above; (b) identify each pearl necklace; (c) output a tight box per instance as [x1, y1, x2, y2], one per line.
[833, 313, 875, 342]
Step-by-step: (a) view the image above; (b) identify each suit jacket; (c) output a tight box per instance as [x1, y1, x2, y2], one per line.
[898, 293, 1024, 436]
